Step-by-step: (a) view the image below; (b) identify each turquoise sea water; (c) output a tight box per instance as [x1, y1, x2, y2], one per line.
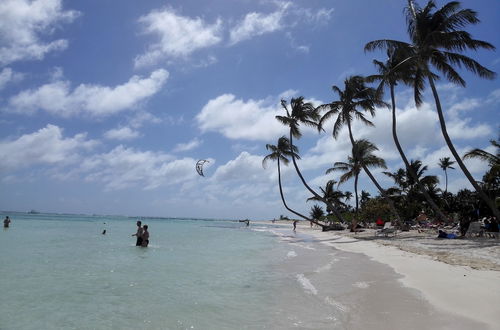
[0, 212, 483, 330]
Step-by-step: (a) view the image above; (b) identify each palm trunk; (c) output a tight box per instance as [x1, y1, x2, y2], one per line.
[289, 130, 345, 223]
[390, 84, 447, 220]
[347, 121, 401, 221]
[444, 169, 448, 194]
[351, 173, 359, 232]
[428, 77, 500, 219]
[277, 159, 325, 228]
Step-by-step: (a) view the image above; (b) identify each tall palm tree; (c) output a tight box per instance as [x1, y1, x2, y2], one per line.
[463, 139, 500, 168]
[365, 0, 498, 218]
[307, 180, 347, 215]
[276, 97, 345, 222]
[438, 157, 455, 194]
[318, 76, 400, 221]
[263, 136, 323, 228]
[328, 139, 389, 220]
[367, 47, 447, 220]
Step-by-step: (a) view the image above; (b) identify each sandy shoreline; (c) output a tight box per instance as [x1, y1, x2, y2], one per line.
[256, 220, 500, 329]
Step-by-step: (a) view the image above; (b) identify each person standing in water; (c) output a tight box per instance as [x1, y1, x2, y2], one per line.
[3, 216, 11, 228]
[141, 225, 149, 247]
[293, 220, 298, 231]
[132, 221, 143, 246]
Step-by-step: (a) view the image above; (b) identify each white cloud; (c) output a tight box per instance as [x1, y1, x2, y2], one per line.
[81, 146, 197, 190]
[0, 67, 23, 89]
[135, 8, 222, 68]
[173, 138, 202, 152]
[0, 0, 79, 65]
[8, 69, 169, 117]
[0, 124, 97, 171]
[196, 93, 288, 141]
[229, 2, 290, 45]
[104, 127, 140, 141]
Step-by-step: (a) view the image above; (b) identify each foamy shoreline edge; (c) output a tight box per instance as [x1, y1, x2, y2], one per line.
[256, 221, 500, 329]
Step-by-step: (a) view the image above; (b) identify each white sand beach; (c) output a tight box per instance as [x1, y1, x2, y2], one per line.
[262, 220, 500, 329]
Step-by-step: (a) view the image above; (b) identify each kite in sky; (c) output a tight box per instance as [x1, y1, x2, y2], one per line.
[196, 160, 209, 177]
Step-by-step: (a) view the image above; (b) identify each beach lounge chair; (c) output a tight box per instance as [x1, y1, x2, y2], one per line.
[375, 222, 397, 237]
[465, 222, 483, 238]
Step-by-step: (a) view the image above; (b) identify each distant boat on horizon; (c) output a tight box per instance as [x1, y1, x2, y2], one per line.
[28, 210, 40, 214]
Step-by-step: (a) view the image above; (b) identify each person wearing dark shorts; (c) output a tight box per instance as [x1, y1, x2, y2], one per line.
[132, 221, 143, 246]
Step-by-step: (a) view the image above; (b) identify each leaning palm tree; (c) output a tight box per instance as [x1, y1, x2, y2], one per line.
[277, 97, 345, 222]
[365, 0, 498, 218]
[263, 136, 325, 228]
[367, 47, 447, 220]
[463, 139, 500, 168]
[318, 76, 400, 221]
[438, 157, 455, 194]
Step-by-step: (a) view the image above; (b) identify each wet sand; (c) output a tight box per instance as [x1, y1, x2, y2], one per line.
[257, 221, 499, 329]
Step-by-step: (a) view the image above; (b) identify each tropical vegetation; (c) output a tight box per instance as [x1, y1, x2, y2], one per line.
[263, 0, 497, 227]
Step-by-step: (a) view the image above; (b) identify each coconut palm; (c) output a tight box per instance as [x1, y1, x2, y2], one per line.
[277, 97, 345, 222]
[263, 136, 323, 227]
[367, 47, 447, 220]
[307, 180, 347, 215]
[310, 205, 325, 221]
[360, 190, 371, 206]
[365, 0, 498, 218]
[318, 76, 400, 221]
[438, 157, 455, 194]
[463, 139, 500, 167]
[328, 139, 389, 220]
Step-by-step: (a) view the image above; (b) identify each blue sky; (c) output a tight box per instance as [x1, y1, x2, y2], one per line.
[0, 0, 498, 219]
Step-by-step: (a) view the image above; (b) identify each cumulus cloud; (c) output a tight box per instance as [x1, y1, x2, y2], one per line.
[196, 93, 288, 141]
[135, 8, 222, 68]
[0, 0, 79, 65]
[104, 127, 140, 141]
[173, 138, 202, 152]
[8, 69, 169, 117]
[81, 146, 197, 190]
[0, 124, 97, 171]
[0, 67, 23, 89]
[229, 2, 290, 45]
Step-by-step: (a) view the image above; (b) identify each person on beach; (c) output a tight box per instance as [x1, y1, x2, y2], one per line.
[293, 220, 298, 231]
[3, 216, 11, 228]
[141, 225, 149, 247]
[132, 221, 143, 246]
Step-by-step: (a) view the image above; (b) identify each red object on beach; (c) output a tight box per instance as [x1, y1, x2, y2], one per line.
[376, 218, 384, 226]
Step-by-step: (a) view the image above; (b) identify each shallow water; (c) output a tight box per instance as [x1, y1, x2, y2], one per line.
[0, 213, 486, 329]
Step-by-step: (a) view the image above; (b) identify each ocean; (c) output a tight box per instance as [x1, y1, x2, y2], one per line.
[0, 212, 482, 329]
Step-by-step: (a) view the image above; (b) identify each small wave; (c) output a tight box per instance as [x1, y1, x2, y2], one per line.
[287, 250, 297, 258]
[353, 281, 370, 289]
[324, 296, 348, 312]
[296, 274, 318, 295]
[314, 259, 339, 273]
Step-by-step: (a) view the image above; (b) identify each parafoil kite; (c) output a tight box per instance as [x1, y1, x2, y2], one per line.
[196, 159, 209, 177]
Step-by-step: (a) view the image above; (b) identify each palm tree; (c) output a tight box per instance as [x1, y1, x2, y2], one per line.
[360, 190, 371, 206]
[439, 157, 455, 194]
[328, 139, 389, 220]
[463, 139, 500, 168]
[310, 205, 325, 221]
[366, 47, 447, 220]
[307, 180, 347, 215]
[365, 0, 498, 218]
[263, 136, 324, 227]
[276, 97, 345, 222]
[318, 76, 400, 221]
